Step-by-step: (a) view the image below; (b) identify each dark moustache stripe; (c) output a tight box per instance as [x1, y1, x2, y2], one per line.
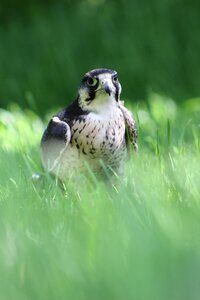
[113, 81, 119, 102]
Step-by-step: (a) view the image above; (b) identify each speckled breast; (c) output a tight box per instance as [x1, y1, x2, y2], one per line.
[69, 107, 127, 171]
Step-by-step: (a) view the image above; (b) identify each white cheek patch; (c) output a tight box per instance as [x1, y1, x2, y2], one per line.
[79, 88, 88, 99]
[79, 88, 90, 108]
[118, 82, 122, 94]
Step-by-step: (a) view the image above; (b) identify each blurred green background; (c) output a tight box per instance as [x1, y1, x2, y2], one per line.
[0, 0, 200, 114]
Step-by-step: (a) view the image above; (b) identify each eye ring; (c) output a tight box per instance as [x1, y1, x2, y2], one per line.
[87, 77, 98, 87]
[112, 74, 118, 82]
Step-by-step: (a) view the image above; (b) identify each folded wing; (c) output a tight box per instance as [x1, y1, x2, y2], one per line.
[41, 117, 71, 173]
[119, 102, 138, 151]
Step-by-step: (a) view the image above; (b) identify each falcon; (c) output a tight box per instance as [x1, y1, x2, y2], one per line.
[41, 68, 137, 181]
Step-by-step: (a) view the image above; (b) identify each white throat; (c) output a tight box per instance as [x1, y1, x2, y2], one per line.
[88, 93, 117, 115]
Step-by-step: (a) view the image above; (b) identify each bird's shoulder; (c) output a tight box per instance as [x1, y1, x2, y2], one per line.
[56, 97, 89, 126]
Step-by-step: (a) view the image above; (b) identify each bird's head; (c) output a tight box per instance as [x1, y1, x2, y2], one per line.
[78, 68, 122, 113]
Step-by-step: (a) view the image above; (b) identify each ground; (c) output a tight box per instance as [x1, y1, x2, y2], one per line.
[0, 94, 200, 300]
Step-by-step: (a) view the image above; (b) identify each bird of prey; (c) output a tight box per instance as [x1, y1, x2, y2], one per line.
[41, 68, 137, 182]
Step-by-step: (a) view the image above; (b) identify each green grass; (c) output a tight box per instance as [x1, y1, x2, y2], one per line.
[0, 95, 200, 300]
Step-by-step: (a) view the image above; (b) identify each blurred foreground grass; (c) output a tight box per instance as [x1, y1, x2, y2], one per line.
[0, 95, 200, 300]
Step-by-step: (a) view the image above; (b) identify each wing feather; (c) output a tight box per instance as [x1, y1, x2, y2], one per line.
[41, 117, 71, 172]
[119, 101, 138, 151]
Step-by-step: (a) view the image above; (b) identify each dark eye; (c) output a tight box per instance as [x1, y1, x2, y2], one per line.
[87, 77, 98, 86]
[112, 74, 118, 82]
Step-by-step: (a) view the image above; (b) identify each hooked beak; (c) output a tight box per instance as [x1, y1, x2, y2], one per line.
[103, 82, 112, 96]
[95, 79, 113, 96]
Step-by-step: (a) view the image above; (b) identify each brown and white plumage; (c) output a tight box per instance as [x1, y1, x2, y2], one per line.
[41, 68, 137, 181]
